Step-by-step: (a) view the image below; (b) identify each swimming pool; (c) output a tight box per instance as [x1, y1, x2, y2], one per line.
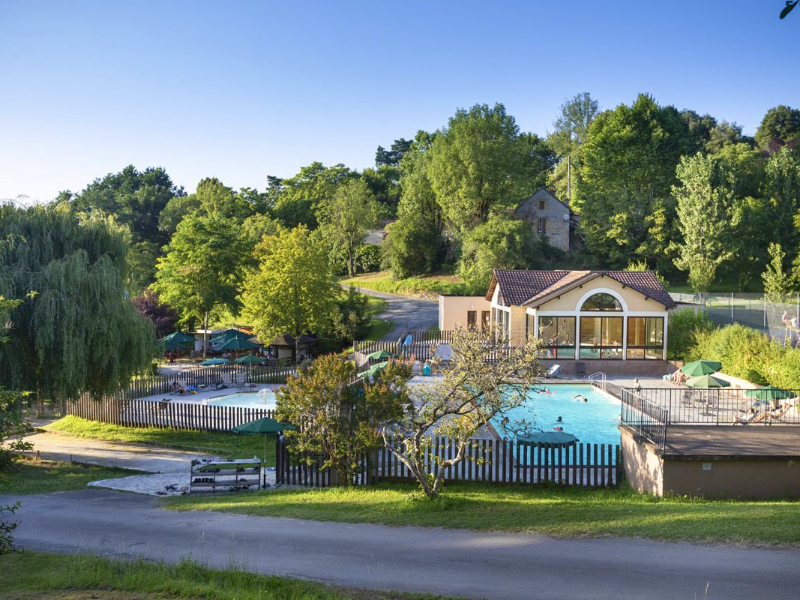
[206, 390, 277, 409]
[493, 384, 621, 446]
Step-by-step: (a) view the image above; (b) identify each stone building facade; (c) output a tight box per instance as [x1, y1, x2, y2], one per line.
[514, 188, 574, 252]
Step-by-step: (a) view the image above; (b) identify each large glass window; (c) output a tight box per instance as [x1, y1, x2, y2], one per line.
[581, 293, 622, 311]
[627, 317, 664, 360]
[579, 317, 623, 359]
[539, 316, 576, 359]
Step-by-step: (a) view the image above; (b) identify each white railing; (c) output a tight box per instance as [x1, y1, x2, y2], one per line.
[588, 371, 607, 390]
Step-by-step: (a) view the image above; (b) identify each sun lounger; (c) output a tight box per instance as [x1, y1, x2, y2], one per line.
[546, 364, 561, 379]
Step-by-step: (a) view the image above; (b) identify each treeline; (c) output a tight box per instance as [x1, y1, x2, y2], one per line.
[53, 96, 800, 339]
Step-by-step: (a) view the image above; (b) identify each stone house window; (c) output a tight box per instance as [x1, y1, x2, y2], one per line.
[539, 200, 545, 210]
[537, 218, 546, 234]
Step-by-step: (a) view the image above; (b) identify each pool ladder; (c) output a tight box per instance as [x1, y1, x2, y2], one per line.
[588, 371, 607, 390]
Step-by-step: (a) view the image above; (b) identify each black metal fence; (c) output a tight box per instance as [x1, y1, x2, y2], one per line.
[634, 387, 800, 426]
[620, 390, 669, 451]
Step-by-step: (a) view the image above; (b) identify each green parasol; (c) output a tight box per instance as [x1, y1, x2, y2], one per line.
[518, 431, 578, 446]
[216, 336, 260, 351]
[367, 350, 392, 361]
[686, 374, 730, 388]
[201, 358, 230, 366]
[680, 360, 722, 377]
[233, 417, 297, 463]
[744, 386, 793, 402]
[235, 354, 263, 364]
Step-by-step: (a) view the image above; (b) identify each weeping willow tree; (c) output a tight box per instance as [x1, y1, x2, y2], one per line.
[0, 204, 155, 402]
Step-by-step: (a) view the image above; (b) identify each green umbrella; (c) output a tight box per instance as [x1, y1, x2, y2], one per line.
[744, 386, 793, 402]
[233, 417, 297, 463]
[235, 354, 263, 364]
[680, 360, 722, 377]
[686, 374, 730, 388]
[518, 431, 578, 446]
[158, 332, 195, 351]
[367, 350, 392, 361]
[216, 336, 260, 351]
[201, 358, 230, 366]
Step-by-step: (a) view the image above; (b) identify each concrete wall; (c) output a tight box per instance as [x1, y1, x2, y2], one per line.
[663, 459, 800, 499]
[620, 427, 664, 496]
[621, 427, 800, 499]
[438, 296, 492, 330]
[543, 359, 671, 376]
[515, 189, 570, 252]
[713, 372, 760, 390]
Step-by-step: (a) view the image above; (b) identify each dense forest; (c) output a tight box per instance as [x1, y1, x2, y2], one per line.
[51, 95, 800, 335]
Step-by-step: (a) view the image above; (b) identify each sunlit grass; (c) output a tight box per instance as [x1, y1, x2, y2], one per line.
[0, 552, 456, 599]
[44, 416, 275, 465]
[0, 457, 138, 494]
[165, 482, 800, 547]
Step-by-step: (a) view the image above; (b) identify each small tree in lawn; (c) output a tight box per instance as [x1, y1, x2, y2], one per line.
[762, 243, 796, 302]
[366, 327, 542, 499]
[276, 354, 405, 485]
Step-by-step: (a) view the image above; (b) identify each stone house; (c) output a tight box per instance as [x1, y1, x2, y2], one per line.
[514, 188, 578, 252]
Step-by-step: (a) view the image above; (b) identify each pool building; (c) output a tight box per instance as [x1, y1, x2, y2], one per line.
[439, 269, 676, 375]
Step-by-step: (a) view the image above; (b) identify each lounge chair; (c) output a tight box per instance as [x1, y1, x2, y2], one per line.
[545, 364, 560, 379]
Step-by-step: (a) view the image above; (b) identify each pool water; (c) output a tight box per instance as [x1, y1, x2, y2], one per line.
[493, 384, 621, 446]
[207, 390, 277, 409]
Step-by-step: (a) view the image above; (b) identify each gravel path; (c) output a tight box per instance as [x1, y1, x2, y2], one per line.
[348, 287, 439, 341]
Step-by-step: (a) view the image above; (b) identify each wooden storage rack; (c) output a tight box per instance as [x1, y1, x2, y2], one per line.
[190, 457, 262, 493]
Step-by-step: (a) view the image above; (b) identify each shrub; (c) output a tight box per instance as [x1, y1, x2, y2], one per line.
[354, 244, 382, 274]
[667, 308, 714, 361]
[697, 324, 783, 384]
[768, 347, 800, 389]
[0, 502, 19, 554]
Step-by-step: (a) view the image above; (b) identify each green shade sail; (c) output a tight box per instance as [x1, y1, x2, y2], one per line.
[233, 417, 296, 435]
[686, 374, 730, 388]
[201, 358, 230, 366]
[235, 354, 263, 364]
[518, 431, 578, 446]
[680, 360, 722, 377]
[744, 386, 793, 402]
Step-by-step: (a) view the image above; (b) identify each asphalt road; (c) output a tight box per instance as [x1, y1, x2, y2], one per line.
[4, 489, 799, 600]
[348, 287, 439, 341]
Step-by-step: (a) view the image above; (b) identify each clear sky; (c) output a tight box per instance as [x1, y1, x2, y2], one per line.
[1, 0, 797, 202]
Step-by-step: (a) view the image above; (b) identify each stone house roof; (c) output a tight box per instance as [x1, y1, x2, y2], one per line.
[485, 269, 676, 309]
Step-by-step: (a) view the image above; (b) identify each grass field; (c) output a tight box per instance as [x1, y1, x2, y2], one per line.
[44, 416, 276, 466]
[165, 482, 800, 547]
[0, 457, 138, 494]
[341, 272, 473, 299]
[0, 552, 456, 600]
[362, 295, 394, 341]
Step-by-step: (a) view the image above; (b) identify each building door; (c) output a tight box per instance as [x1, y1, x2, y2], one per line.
[481, 311, 490, 331]
[467, 310, 477, 329]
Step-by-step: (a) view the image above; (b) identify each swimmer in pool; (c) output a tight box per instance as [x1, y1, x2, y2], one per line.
[573, 394, 587, 402]
[556, 416, 563, 423]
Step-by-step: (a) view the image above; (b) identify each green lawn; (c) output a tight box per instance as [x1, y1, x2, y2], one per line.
[44, 416, 276, 466]
[341, 272, 474, 299]
[0, 552, 456, 600]
[165, 482, 800, 547]
[0, 457, 138, 494]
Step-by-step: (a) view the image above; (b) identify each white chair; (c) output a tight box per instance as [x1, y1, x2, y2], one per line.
[546, 365, 561, 378]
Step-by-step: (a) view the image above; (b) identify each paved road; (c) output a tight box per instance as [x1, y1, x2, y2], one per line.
[11, 432, 216, 473]
[348, 287, 439, 341]
[5, 489, 799, 600]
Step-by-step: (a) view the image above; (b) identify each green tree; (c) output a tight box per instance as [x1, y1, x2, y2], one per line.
[579, 94, 692, 270]
[763, 148, 800, 269]
[547, 92, 599, 206]
[459, 216, 542, 292]
[427, 103, 553, 235]
[153, 212, 250, 356]
[272, 163, 358, 229]
[755, 105, 800, 153]
[0, 205, 154, 401]
[375, 138, 412, 167]
[277, 354, 403, 485]
[68, 165, 184, 291]
[673, 153, 740, 292]
[241, 226, 340, 360]
[318, 179, 379, 277]
[369, 328, 542, 499]
[762, 243, 796, 301]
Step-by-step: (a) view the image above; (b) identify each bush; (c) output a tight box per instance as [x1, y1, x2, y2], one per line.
[693, 324, 782, 385]
[354, 244, 382, 274]
[382, 217, 442, 278]
[0, 502, 19, 555]
[667, 308, 714, 361]
[768, 347, 800, 389]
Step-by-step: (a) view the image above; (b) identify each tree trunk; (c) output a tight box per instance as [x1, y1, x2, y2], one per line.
[202, 311, 209, 359]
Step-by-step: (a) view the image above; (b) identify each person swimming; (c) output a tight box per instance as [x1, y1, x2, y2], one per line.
[556, 416, 563, 423]
[553, 426, 563, 431]
[573, 394, 588, 402]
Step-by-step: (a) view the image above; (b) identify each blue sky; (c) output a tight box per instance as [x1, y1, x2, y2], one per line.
[1, 1, 797, 202]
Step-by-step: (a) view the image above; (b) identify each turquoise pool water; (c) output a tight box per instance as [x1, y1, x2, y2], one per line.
[207, 390, 277, 409]
[493, 384, 621, 446]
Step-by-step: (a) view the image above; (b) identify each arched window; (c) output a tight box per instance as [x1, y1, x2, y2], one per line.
[581, 293, 622, 312]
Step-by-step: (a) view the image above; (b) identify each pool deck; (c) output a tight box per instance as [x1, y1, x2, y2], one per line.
[663, 425, 800, 459]
[135, 383, 283, 405]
